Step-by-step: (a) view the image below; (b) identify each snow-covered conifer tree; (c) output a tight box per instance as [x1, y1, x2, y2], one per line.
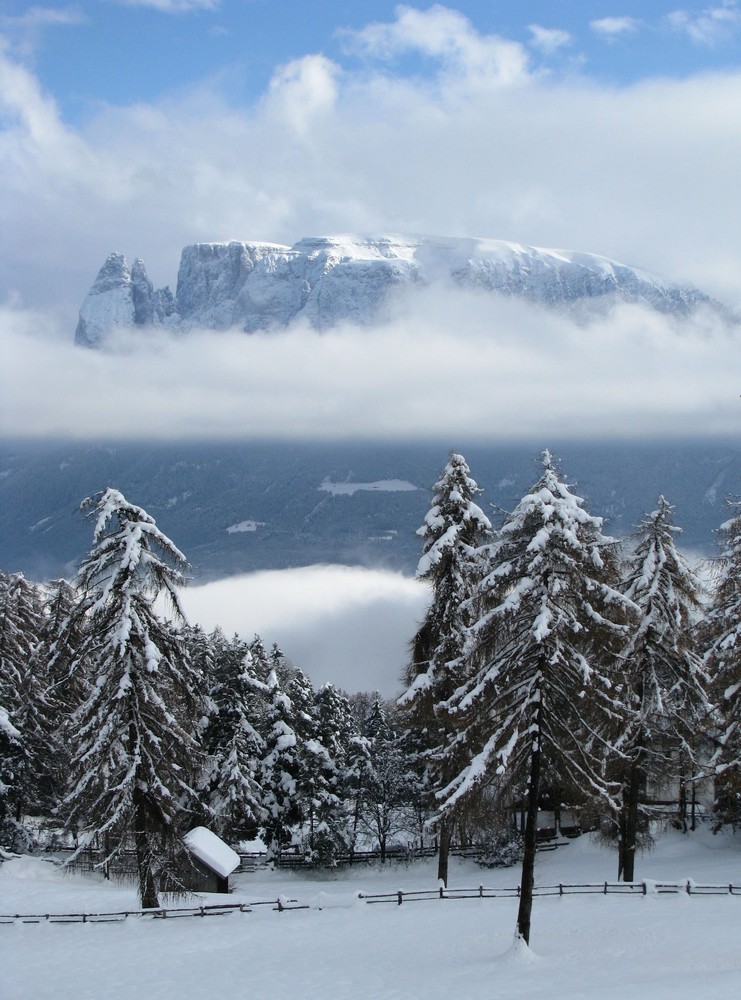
[439, 453, 632, 945]
[360, 696, 416, 862]
[704, 500, 741, 827]
[205, 638, 265, 843]
[0, 571, 45, 840]
[260, 669, 302, 859]
[398, 453, 490, 883]
[63, 489, 205, 908]
[617, 497, 709, 878]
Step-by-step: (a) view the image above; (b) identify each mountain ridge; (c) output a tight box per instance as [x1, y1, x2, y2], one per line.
[74, 234, 722, 346]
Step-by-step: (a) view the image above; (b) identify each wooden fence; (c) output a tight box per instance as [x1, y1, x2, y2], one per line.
[2, 879, 739, 925]
[237, 838, 568, 871]
[359, 880, 741, 904]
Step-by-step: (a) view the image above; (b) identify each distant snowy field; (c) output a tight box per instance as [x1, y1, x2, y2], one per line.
[3, 827, 740, 1000]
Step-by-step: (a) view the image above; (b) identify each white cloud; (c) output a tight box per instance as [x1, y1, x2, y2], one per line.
[179, 565, 429, 696]
[1, 291, 738, 444]
[528, 24, 571, 55]
[0, 5, 84, 37]
[338, 4, 530, 88]
[667, 3, 741, 45]
[114, 0, 220, 12]
[266, 55, 340, 136]
[590, 16, 642, 39]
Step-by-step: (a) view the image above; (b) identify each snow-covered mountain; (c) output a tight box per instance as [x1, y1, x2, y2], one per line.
[75, 235, 719, 345]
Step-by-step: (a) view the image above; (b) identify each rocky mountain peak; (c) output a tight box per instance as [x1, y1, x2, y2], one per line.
[74, 235, 723, 346]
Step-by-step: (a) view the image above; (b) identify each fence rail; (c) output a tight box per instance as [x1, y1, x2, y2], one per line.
[237, 838, 566, 871]
[2, 879, 739, 925]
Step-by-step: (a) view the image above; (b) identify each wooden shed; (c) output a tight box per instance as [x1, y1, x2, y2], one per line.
[183, 827, 241, 894]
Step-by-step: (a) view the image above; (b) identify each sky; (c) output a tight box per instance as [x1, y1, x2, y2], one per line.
[2, 1, 739, 696]
[2, 0, 741, 443]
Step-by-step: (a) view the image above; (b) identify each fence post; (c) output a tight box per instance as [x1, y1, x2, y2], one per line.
[559, 883, 563, 896]
[397, 891, 403, 906]
[686, 881, 691, 895]
[479, 885, 483, 898]
[603, 882, 607, 895]
[642, 882, 647, 896]
[439, 886, 444, 899]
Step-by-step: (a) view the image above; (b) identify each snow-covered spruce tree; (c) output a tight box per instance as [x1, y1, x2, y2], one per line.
[32, 578, 88, 815]
[617, 497, 709, 879]
[260, 669, 302, 860]
[439, 452, 632, 946]
[359, 696, 417, 862]
[63, 489, 205, 909]
[704, 500, 741, 828]
[313, 683, 363, 862]
[0, 571, 46, 842]
[281, 668, 351, 865]
[399, 452, 491, 884]
[204, 636, 265, 844]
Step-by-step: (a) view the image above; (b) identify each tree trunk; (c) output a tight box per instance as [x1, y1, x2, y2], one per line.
[620, 761, 641, 882]
[516, 739, 542, 945]
[134, 790, 160, 909]
[677, 773, 688, 832]
[437, 817, 451, 887]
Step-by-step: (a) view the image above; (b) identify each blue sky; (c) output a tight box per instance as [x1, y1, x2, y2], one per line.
[3, 1, 741, 123]
[2, 2, 741, 442]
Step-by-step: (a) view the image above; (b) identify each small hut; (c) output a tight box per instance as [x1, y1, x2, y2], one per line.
[183, 827, 241, 894]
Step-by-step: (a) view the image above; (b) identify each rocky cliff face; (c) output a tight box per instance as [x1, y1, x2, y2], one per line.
[75, 252, 176, 346]
[75, 235, 719, 345]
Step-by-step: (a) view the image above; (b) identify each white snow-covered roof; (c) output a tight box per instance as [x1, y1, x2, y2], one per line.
[183, 827, 240, 879]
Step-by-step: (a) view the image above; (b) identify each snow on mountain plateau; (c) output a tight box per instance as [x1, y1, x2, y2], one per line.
[74, 234, 720, 346]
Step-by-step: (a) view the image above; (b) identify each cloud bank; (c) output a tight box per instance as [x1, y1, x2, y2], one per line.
[178, 565, 429, 697]
[1, 291, 738, 442]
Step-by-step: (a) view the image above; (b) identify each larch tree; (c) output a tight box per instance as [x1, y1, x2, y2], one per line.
[439, 452, 632, 946]
[399, 452, 491, 885]
[617, 497, 709, 879]
[704, 500, 741, 827]
[63, 489, 205, 908]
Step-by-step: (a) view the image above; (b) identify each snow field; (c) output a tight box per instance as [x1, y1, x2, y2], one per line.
[2, 828, 740, 1000]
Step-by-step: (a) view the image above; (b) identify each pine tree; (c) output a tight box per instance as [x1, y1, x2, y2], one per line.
[399, 452, 490, 884]
[205, 636, 265, 843]
[310, 683, 362, 864]
[360, 696, 416, 862]
[0, 571, 45, 841]
[34, 578, 86, 815]
[260, 669, 302, 859]
[63, 489, 205, 908]
[704, 500, 741, 827]
[617, 497, 709, 878]
[440, 452, 632, 945]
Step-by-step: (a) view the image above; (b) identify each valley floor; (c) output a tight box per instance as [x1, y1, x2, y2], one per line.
[2, 826, 740, 1000]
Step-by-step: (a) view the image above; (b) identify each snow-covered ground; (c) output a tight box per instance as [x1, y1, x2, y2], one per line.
[2, 827, 740, 1000]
